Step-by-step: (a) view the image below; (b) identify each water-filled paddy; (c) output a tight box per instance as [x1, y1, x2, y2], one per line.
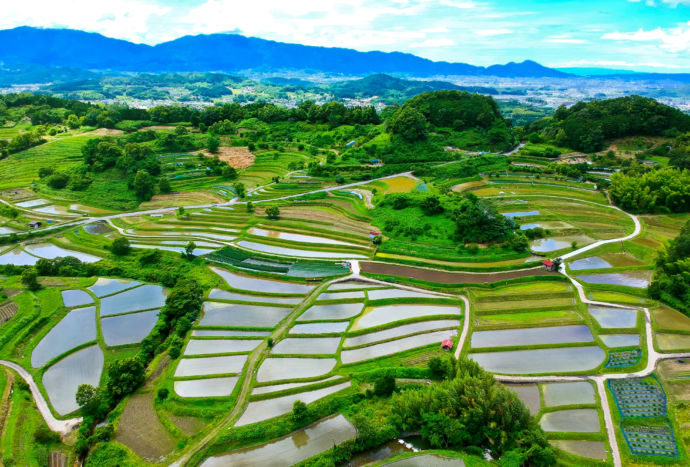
[540, 409, 600, 433]
[99, 285, 167, 316]
[272, 337, 341, 355]
[366, 289, 442, 300]
[88, 277, 140, 297]
[0, 226, 18, 234]
[252, 376, 342, 395]
[33, 205, 75, 215]
[238, 240, 367, 259]
[212, 267, 314, 294]
[23, 243, 102, 263]
[384, 454, 465, 466]
[183, 339, 260, 355]
[341, 330, 456, 364]
[207, 289, 302, 305]
[0, 249, 39, 266]
[577, 271, 652, 288]
[569, 257, 612, 270]
[174, 355, 248, 377]
[31, 306, 97, 368]
[317, 291, 365, 301]
[531, 237, 591, 253]
[470, 347, 605, 374]
[174, 377, 239, 398]
[352, 305, 461, 331]
[192, 329, 271, 337]
[290, 322, 350, 334]
[203, 414, 357, 466]
[551, 440, 607, 460]
[15, 199, 48, 208]
[42, 345, 103, 415]
[328, 281, 382, 290]
[249, 227, 359, 247]
[589, 307, 638, 328]
[471, 325, 593, 348]
[543, 382, 596, 406]
[504, 384, 540, 415]
[61, 289, 93, 307]
[131, 244, 217, 255]
[101, 310, 159, 346]
[502, 211, 539, 219]
[236, 382, 350, 426]
[298, 303, 364, 321]
[344, 320, 459, 348]
[599, 334, 640, 348]
[200, 302, 292, 328]
[256, 358, 336, 382]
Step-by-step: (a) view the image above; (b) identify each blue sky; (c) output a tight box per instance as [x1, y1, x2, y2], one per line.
[2, 0, 690, 71]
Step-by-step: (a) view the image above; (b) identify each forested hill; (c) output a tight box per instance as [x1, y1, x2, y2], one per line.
[0, 26, 570, 77]
[525, 95, 690, 152]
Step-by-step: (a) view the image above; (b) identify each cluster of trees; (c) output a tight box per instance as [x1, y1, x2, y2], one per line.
[649, 219, 690, 313]
[0, 129, 45, 157]
[526, 96, 690, 152]
[610, 167, 690, 213]
[452, 193, 514, 244]
[385, 91, 515, 151]
[74, 276, 204, 457]
[391, 356, 554, 464]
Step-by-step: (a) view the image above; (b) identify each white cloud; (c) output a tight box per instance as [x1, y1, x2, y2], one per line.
[546, 35, 586, 44]
[553, 59, 681, 69]
[603, 22, 690, 52]
[629, 0, 690, 6]
[439, 0, 480, 8]
[476, 28, 512, 36]
[410, 38, 455, 47]
[0, 0, 169, 43]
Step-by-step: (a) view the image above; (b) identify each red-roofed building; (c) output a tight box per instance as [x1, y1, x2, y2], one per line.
[542, 260, 556, 272]
[441, 339, 453, 351]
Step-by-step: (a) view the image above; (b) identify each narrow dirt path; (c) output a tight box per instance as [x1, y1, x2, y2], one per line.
[0, 360, 81, 435]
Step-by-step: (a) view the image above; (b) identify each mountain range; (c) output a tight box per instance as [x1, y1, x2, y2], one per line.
[0, 26, 570, 78]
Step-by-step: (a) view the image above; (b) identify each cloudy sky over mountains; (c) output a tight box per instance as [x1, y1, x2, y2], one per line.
[1, 0, 689, 71]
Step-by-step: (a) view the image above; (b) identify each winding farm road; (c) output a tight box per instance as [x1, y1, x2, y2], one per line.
[0, 360, 81, 435]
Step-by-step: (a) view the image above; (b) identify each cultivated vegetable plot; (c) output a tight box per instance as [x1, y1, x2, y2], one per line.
[622, 424, 679, 458]
[609, 377, 667, 418]
[605, 349, 641, 368]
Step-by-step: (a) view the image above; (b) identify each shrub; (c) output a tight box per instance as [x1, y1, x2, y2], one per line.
[47, 172, 70, 189]
[111, 237, 130, 256]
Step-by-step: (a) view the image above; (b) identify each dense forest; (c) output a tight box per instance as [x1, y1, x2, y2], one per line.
[649, 219, 690, 313]
[525, 96, 690, 152]
[609, 168, 690, 213]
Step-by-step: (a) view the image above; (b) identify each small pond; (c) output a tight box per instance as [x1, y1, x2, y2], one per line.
[298, 303, 364, 321]
[174, 376, 239, 398]
[344, 320, 459, 348]
[470, 346, 605, 374]
[543, 382, 596, 406]
[61, 289, 93, 307]
[236, 382, 350, 426]
[352, 305, 461, 331]
[203, 414, 357, 466]
[101, 310, 160, 346]
[341, 330, 456, 364]
[42, 345, 103, 415]
[212, 267, 314, 294]
[31, 306, 97, 368]
[174, 355, 248, 377]
[599, 334, 640, 348]
[471, 325, 593, 348]
[256, 357, 336, 382]
[589, 307, 638, 328]
[577, 271, 652, 289]
[272, 337, 341, 355]
[200, 302, 291, 328]
[540, 409, 600, 433]
[99, 284, 167, 316]
[88, 277, 140, 297]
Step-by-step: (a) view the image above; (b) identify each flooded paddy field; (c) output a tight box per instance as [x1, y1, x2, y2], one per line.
[99, 285, 167, 316]
[470, 346, 605, 374]
[344, 319, 459, 347]
[298, 303, 364, 321]
[31, 306, 97, 368]
[341, 330, 456, 364]
[271, 337, 342, 355]
[175, 377, 239, 398]
[174, 355, 248, 377]
[42, 345, 104, 415]
[352, 304, 461, 331]
[212, 267, 315, 294]
[101, 309, 159, 346]
[470, 325, 593, 348]
[200, 302, 292, 328]
[256, 357, 337, 382]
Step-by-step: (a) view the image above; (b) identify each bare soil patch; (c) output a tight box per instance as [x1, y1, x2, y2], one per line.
[361, 262, 559, 284]
[167, 412, 207, 436]
[83, 128, 124, 137]
[200, 146, 255, 169]
[1, 188, 35, 200]
[138, 125, 177, 132]
[139, 191, 223, 209]
[114, 392, 176, 462]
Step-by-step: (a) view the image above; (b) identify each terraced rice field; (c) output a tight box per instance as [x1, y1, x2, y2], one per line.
[31, 306, 97, 368]
[42, 345, 104, 415]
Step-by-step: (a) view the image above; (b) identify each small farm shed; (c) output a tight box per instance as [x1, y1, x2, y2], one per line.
[29, 221, 42, 229]
[542, 260, 556, 272]
[441, 339, 454, 351]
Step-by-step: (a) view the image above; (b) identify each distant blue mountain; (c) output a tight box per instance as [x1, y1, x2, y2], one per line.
[0, 27, 571, 78]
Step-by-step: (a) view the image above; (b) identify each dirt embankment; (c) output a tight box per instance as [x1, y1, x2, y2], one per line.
[200, 146, 255, 169]
[361, 262, 559, 284]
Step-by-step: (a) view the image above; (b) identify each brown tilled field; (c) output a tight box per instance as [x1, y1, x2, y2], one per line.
[114, 392, 176, 461]
[361, 262, 559, 284]
[200, 146, 255, 169]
